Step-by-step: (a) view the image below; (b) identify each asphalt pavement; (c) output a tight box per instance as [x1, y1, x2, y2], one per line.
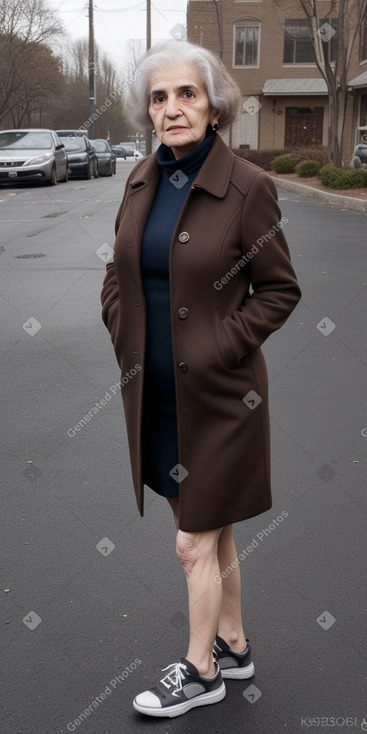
[1, 163, 366, 734]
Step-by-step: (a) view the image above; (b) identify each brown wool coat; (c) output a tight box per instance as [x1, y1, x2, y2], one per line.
[101, 133, 301, 532]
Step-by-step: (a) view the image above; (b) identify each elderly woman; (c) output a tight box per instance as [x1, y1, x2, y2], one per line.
[101, 40, 301, 718]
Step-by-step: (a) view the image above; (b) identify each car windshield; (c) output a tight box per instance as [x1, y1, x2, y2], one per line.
[0, 131, 53, 150]
[91, 140, 108, 152]
[60, 137, 86, 151]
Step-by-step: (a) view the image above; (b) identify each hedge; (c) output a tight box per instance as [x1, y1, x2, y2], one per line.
[319, 164, 367, 189]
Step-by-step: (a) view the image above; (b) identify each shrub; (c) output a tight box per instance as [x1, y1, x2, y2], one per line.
[271, 155, 297, 174]
[297, 160, 321, 177]
[290, 146, 329, 167]
[232, 146, 329, 171]
[319, 164, 367, 189]
[232, 148, 290, 171]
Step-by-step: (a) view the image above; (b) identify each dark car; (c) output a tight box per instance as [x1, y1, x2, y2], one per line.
[352, 144, 367, 165]
[56, 132, 98, 179]
[111, 145, 127, 160]
[0, 129, 68, 185]
[90, 139, 116, 176]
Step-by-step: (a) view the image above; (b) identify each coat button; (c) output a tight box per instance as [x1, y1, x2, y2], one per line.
[178, 307, 189, 319]
[178, 231, 190, 243]
[179, 362, 188, 373]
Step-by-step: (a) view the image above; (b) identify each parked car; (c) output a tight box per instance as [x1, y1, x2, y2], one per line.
[56, 129, 88, 139]
[0, 129, 68, 185]
[351, 144, 367, 166]
[119, 141, 144, 159]
[90, 139, 116, 176]
[111, 145, 127, 160]
[56, 131, 98, 179]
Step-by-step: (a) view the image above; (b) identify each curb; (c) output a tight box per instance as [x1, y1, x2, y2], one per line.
[271, 176, 367, 213]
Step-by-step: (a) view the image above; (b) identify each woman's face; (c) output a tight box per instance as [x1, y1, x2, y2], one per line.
[148, 62, 218, 159]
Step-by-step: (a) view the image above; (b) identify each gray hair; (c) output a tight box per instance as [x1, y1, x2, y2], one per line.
[126, 41, 241, 131]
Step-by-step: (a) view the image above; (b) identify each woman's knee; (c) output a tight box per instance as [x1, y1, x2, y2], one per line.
[176, 529, 220, 575]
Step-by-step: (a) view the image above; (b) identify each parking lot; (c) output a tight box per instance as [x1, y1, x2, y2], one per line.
[1, 166, 366, 733]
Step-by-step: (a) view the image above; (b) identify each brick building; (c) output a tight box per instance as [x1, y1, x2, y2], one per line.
[187, 0, 367, 161]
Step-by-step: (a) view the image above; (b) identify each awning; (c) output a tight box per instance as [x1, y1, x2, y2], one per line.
[262, 78, 327, 96]
[348, 71, 367, 89]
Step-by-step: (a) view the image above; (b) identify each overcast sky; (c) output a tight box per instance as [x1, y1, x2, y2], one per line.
[48, 0, 188, 72]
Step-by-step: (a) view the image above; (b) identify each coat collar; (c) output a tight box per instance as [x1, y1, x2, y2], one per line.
[128, 134, 235, 199]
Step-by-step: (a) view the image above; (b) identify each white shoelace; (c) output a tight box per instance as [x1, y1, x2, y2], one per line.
[160, 662, 188, 693]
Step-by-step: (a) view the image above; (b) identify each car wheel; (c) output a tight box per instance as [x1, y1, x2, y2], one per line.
[47, 165, 58, 186]
[61, 167, 69, 183]
[85, 162, 92, 180]
[93, 161, 99, 178]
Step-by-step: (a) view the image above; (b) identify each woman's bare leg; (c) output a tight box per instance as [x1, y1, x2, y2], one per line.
[177, 526, 223, 677]
[166, 500, 247, 672]
[216, 524, 247, 652]
[167, 498, 221, 677]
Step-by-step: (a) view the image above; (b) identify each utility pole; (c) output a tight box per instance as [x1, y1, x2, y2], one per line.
[88, 0, 95, 138]
[147, 0, 151, 50]
[145, 0, 152, 156]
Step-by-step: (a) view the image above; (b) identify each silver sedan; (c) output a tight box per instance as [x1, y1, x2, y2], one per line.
[0, 129, 68, 185]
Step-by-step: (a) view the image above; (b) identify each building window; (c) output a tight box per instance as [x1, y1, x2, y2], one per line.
[321, 19, 338, 63]
[284, 18, 337, 65]
[234, 21, 260, 67]
[283, 19, 314, 64]
[285, 107, 324, 146]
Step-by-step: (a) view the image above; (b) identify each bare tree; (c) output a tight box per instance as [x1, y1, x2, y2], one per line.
[124, 38, 146, 81]
[296, 0, 367, 166]
[0, 0, 64, 125]
[51, 38, 129, 142]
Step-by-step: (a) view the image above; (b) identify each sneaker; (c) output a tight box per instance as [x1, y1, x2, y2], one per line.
[133, 657, 226, 718]
[213, 635, 255, 679]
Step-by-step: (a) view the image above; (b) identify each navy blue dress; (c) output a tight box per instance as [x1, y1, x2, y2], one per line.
[141, 133, 215, 498]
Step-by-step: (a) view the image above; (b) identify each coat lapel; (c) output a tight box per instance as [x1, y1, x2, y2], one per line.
[125, 155, 161, 252]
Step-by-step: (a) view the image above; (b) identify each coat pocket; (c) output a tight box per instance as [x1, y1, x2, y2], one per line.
[215, 317, 241, 370]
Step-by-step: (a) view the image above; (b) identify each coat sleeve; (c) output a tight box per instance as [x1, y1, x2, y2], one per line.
[100, 197, 125, 348]
[220, 170, 301, 365]
[100, 166, 138, 358]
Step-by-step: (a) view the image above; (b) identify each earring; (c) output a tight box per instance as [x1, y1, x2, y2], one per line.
[152, 129, 156, 135]
[212, 122, 219, 131]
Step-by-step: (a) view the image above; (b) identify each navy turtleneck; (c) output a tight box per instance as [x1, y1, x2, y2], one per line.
[141, 131, 215, 498]
[141, 131, 215, 387]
